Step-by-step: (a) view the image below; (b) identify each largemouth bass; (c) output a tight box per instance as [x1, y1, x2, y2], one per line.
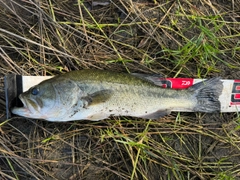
[11, 70, 223, 122]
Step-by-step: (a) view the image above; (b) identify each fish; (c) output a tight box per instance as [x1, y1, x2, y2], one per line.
[11, 70, 223, 122]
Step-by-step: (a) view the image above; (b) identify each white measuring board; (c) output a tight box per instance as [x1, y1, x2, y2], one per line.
[22, 76, 53, 92]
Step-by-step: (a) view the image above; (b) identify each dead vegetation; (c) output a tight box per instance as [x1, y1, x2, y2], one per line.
[0, 0, 240, 179]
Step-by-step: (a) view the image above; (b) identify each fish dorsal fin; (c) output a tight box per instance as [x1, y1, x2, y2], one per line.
[82, 89, 113, 107]
[131, 73, 164, 86]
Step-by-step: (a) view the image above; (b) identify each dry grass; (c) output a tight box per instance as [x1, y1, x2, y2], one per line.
[0, 0, 240, 179]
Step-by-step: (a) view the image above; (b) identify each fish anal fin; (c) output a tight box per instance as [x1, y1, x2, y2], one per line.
[139, 109, 171, 119]
[86, 113, 110, 121]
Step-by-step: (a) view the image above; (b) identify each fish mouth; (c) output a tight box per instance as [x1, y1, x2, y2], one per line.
[11, 94, 34, 117]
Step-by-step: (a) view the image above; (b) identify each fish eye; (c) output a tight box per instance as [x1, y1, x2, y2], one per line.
[31, 88, 39, 95]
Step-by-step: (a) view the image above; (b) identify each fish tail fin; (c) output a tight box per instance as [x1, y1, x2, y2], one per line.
[189, 77, 223, 112]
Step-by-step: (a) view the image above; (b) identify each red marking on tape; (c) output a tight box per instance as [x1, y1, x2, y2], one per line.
[230, 102, 240, 105]
[230, 80, 240, 106]
[162, 78, 194, 89]
[234, 94, 240, 99]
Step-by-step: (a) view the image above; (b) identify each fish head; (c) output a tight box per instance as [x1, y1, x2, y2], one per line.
[11, 80, 57, 119]
[11, 77, 83, 120]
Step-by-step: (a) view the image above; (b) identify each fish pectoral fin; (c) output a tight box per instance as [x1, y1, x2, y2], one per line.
[82, 89, 113, 107]
[139, 109, 171, 119]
